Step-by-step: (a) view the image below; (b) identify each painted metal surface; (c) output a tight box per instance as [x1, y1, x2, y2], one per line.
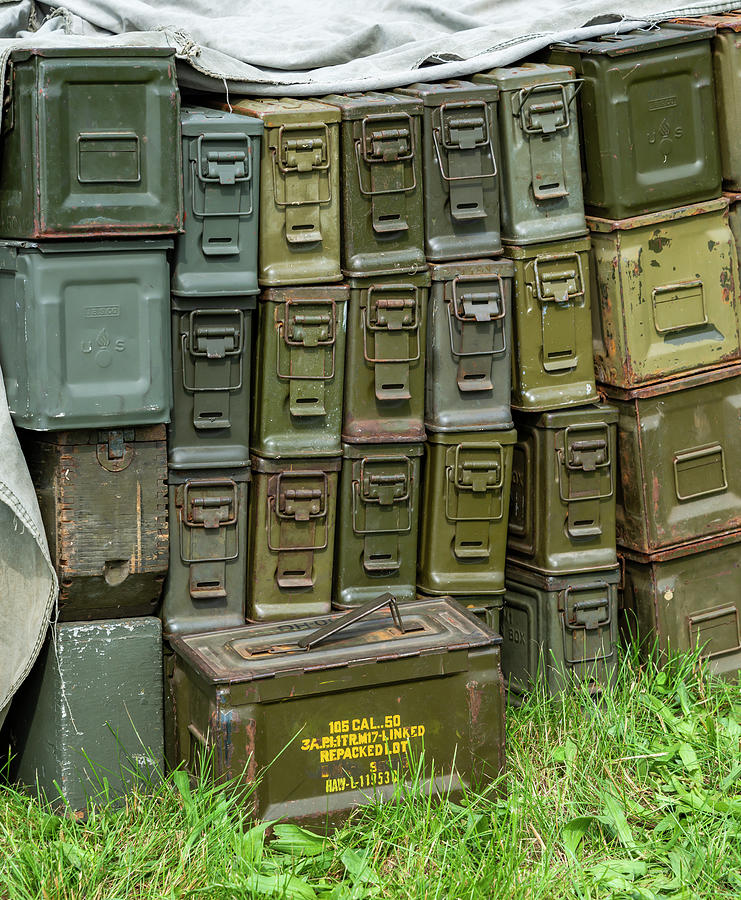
[334, 443, 422, 608]
[248, 455, 340, 621]
[166, 597, 505, 828]
[0, 240, 173, 430]
[0, 48, 182, 239]
[508, 405, 618, 574]
[548, 25, 721, 218]
[172, 107, 262, 297]
[474, 63, 586, 244]
[590, 199, 741, 388]
[252, 285, 348, 458]
[426, 258, 513, 432]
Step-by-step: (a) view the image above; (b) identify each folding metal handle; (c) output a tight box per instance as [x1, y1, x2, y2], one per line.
[355, 113, 418, 197]
[673, 443, 728, 501]
[298, 593, 417, 650]
[431, 100, 498, 182]
[652, 280, 707, 335]
[513, 80, 581, 135]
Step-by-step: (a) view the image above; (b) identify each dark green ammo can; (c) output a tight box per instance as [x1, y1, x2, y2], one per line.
[334, 443, 422, 609]
[0, 48, 182, 238]
[397, 81, 501, 261]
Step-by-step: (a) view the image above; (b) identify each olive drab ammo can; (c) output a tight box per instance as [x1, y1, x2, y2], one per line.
[396, 81, 501, 261]
[322, 92, 426, 277]
[166, 596, 505, 828]
[417, 429, 517, 596]
[502, 563, 619, 701]
[0, 48, 182, 239]
[252, 286, 349, 458]
[619, 531, 741, 679]
[248, 455, 340, 621]
[343, 272, 430, 442]
[508, 405, 618, 574]
[548, 25, 721, 219]
[21, 427, 168, 620]
[603, 364, 741, 553]
[7, 618, 163, 812]
[426, 259, 513, 432]
[504, 237, 598, 411]
[169, 298, 255, 470]
[0, 240, 173, 431]
[161, 470, 249, 637]
[590, 199, 741, 389]
[473, 64, 586, 245]
[334, 443, 422, 609]
[425, 594, 504, 636]
[226, 98, 342, 285]
[172, 107, 262, 298]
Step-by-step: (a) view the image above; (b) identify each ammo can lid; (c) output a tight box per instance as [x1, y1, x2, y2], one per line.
[502, 234, 590, 258]
[181, 106, 263, 136]
[0, 239, 173, 254]
[25, 425, 166, 447]
[599, 360, 741, 401]
[322, 91, 422, 119]
[587, 197, 728, 232]
[342, 441, 424, 459]
[250, 453, 342, 474]
[549, 23, 714, 56]
[260, 284, 350, 303]
[513, 402, 616, 430]
[474, 62, 576, 91]
[397, 80, 498, 104]
[427, 428, 517, 447]
[506, 561, 620, 591]
[429, 257, 514, 281]
[9, 47, 176, 61]
[228, 98, 341, 127]
[167, 467, 250, 486]
[169, 597, 499, 683]
[619, 528, 741, 565]
[348, 270, 432, 289]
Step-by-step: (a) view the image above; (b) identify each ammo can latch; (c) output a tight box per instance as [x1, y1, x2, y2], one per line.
[445, 442, 506, 560]
[352, 456, 413, 574]
[559, 581, 613, 666]
[273, 123, 331, 246]
[557, 423, 614, 539]
[448, 273, 507, 392]
[95, 429, 135, 472]
[277, 298, 337, 418]
[362, 284, 421, 401]
[533, 251, 585, 373]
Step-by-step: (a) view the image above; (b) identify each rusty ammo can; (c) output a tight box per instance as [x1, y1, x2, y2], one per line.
[426, 259, 513, 433]
[248, 455, 339, 621]
[590, 198, 740, 389]
[396, 81, 501, 261]
[252, 285, 348, 458]
[166, 596, 505, 828]
[21, 427, 168, 621]
[334, 443, 422, 609]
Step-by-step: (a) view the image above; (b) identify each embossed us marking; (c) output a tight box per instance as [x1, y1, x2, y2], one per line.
[648, 96, 678, 111]
[84, 306, 120, 318]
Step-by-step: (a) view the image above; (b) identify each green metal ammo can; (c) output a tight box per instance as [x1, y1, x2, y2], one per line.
[603, 364, 741, 554]
[334, 443, 422, 609]
[0, 240, 173, 430]
[473, 64, 586, 245]
[161, 470, 249, 637]
[0, 48, 182, 238]
[165, 596, 505, 829]
[426, 259, 513, 432]
[172, 107, 262, 298]
[322, 92, 426, 277]
[227, 98, 342, 286]
[424, 594, 504, 636]
[343, 271, 430, 442]
[248, 455, 340, 621]
[6, 618, 163, 812]
[548, 25, 721, 219]
[252, 285, 349, 458]
[590, 198, 740, 389]
[504, 236, 598, 411]
[169, 298, 255, 470]
[396, 81, 501, 261]
[417, 429, 516, 597]
[619, 530, 741, 679]
[508, 405, 618, 574]
[21, 427, 168, 621]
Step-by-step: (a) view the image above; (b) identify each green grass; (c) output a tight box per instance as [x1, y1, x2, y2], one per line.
[0, 646, 739, 899]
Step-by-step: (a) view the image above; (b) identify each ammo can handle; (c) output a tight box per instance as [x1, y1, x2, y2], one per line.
[298, 592, 408, 650]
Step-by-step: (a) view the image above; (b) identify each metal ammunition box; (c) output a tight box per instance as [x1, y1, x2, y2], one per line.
[426, 259, 513, 432]
[504, 236, 598, 411]
[344, 271, 430, 442]
[334, 443, 422, 608]
[0, 48, 182, 238]
[21, 427, 167, 620]
[508, 405, 618, 574]
[0, 240, 172, 430]
[252, 285, 349, 458]
[422, 594, 504, 635]
[166, 596, 505, 828]
[548, 25, 721, 218]
[397, 81, 501, 261]
[161, 469, 249, 637]
[590, 199, 741, 388]
[7, 618, 163, 812]
[603, 365, 741, 553]
[172, 107, 262, 297]
[503, 563, 618, 701]
[620, 530, 741, 679]
[227, 98, 342, 285]
[473, 64, 586, 244]
[417, 429, 516, 596]
[323, 92, 426, 277]
[248, 455, 340, 621]
[169, 297, 254, 470]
